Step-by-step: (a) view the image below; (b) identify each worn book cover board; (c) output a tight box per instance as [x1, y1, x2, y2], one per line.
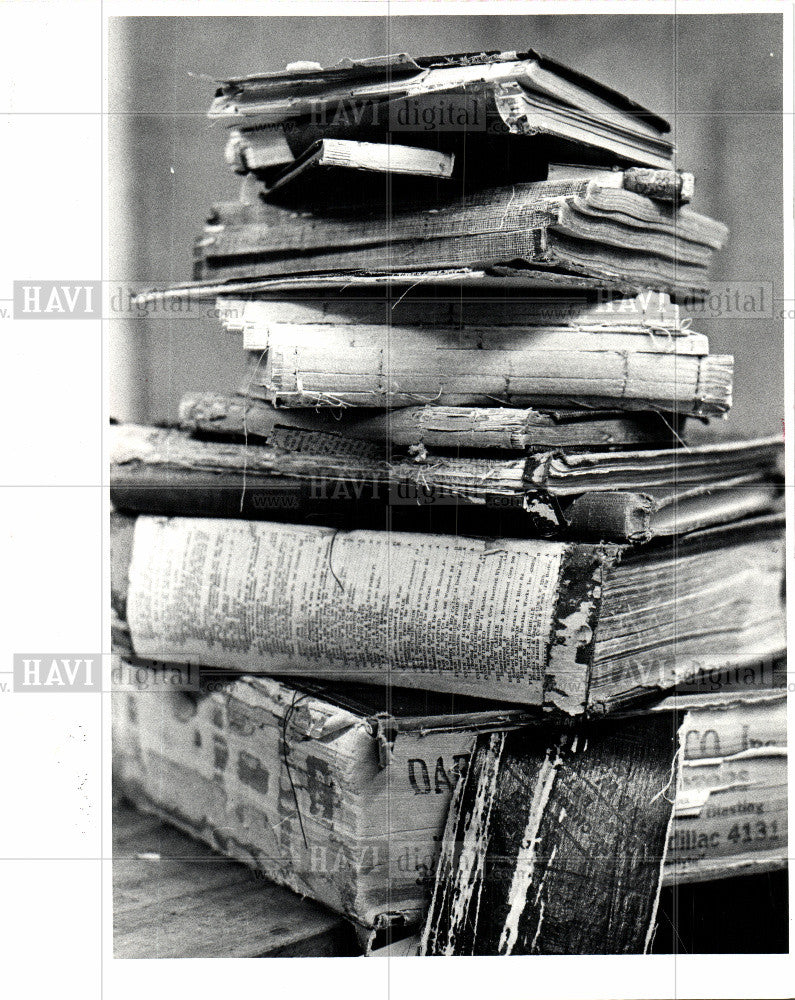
[419, 718, 680, 955]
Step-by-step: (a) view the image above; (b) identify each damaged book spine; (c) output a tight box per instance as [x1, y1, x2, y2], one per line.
[113, 664, 787, 934]
[197, 179, 727, 248]
[208, 48, 675, 170]
[111, 662, 533, 930]
[234, 332, 731, 416]
[260, 138, 456, 195]
[419, 718, 680, 955]
[110, 510, 606, 710]
[178, 391, 685, 452]
[109, 424, 782, 542]
[222, 291, 728, 415]
[547, 164, 694, 203]
[110, 510, 786, 712]
[418, 692, 787, 955]
[194, 180, 726, 296]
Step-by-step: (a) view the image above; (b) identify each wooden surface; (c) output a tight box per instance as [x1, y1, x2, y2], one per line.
[113, 798, 359, 958]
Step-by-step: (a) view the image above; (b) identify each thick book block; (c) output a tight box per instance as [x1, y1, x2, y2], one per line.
[179, 392, 683, 452]
[210, 47, 674, 179]
[651, 689, 788, 884]
[221, 292, 731, 416]
[419, 689, 787, 955]
[113, 671, 786, 936]
[111, 511, 785, 713]
[112, 666, 533, 930]
[195, 179, 727, 298]
[110, 424, 783, 543]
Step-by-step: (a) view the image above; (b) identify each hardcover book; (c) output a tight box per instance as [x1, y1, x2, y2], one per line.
[113, 667, 786, 936]
[194, 178, 727, 298]
[419, 688, 787, 954]
[110, 424, 782, 543]
[220, 291, 731, 414]
[210, 47, 675, 181]
[179, 392, 684, 453]
[110, 511, 785, 713]
[112, 664, 533, 931]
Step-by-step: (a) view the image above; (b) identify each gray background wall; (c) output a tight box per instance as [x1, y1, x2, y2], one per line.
[109, 13, 784, 437]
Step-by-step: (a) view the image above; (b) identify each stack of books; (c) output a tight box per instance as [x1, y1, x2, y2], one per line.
[112, 47, 786, 954]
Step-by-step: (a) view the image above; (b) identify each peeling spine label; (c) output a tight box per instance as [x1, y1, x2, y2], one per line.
[544, 545, 611, 714]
